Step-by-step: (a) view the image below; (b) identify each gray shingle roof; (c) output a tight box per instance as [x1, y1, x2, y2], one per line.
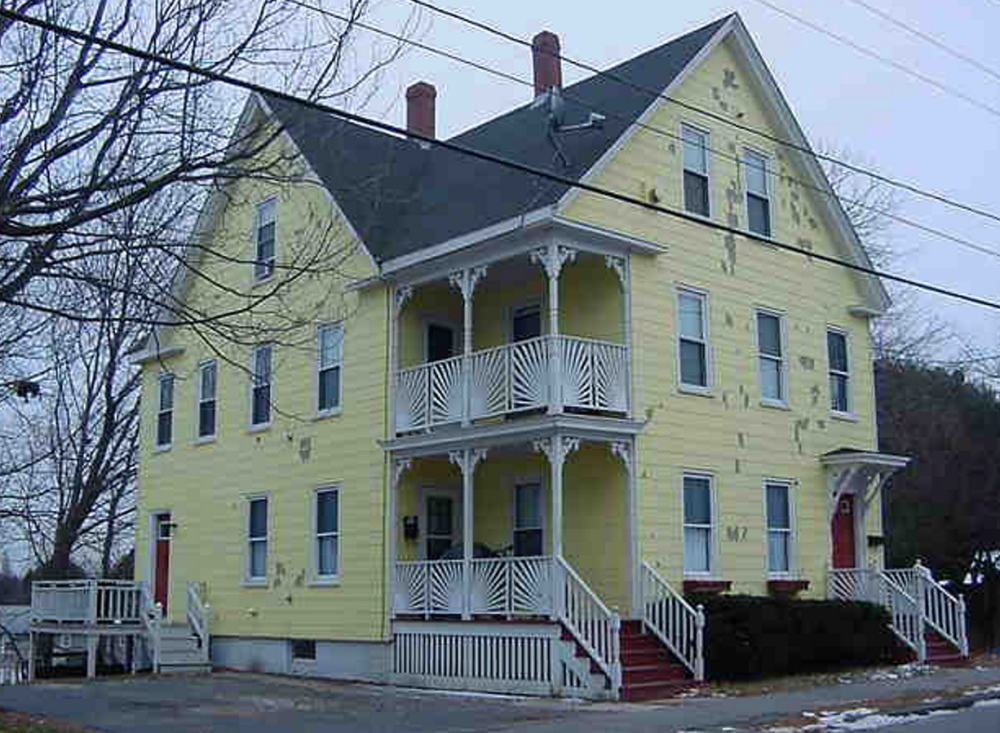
[264, 16, 730, 264]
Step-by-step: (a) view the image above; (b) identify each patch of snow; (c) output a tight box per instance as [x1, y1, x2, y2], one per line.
[816, 707, 956, 731]
[973, 697, 1000, 708]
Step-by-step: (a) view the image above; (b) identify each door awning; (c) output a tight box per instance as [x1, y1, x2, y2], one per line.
[820, 448, 911, 520]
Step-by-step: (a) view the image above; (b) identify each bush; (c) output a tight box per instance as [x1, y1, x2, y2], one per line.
[690, 594, 898, 680]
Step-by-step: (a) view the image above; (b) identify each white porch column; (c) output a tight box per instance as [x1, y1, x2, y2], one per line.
[604, 253, 631, 417]
[533, 436, 580, 560]
[449, 267, 487, 426]
[388, 457, 411, 622]
[450, 448, 487, 620]
[390, 285, 413, 437]
[611, 439, 639, 618]
[531, 243, 577, 415]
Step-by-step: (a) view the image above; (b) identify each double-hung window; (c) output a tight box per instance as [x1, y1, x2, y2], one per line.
[683, 474, 714, 575]
[254, 199, 277, 282]
[766, 481, 793, 575]
[198, 360, 217, 439]
[251, 344, 273, 427]
[513, 482, 543, 557]
[827, 329, 851, 413]
[682, 124, 710, 217]
[315, 488, 339, 579]
[248, 496, 268, 581]
[744, 150, 771, 237]
[678, 289, 709, 390]
[317, 324, 343, 414]
[757, 310, 786, 404]
[156, 373, 174, 448]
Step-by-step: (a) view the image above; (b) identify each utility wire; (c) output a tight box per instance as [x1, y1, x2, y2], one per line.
[289, 0, 1000, 264]
[398, 0, 1000, 227]
[5, 7, 1000, 314]
[839, 0, 1000, 85]
[746, 0, 1000, 119]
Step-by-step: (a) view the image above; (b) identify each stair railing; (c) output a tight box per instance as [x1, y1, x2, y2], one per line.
[186, 581, 212, 662]
[639, 561, 705, 681]
[139, 583, 162, 672]
[915, 561, 969, 657]
[553, 557, 621, 695]
[829, 567, 924, 660]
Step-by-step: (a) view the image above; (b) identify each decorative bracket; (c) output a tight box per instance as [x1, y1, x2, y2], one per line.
[532, 435, 581, 471]
[448, 447, 488, 477]
[391, 458, 412, 489]
[530, 244, 578, 280]
[610, 440, 632, 475]
[394, 284, 413, 313]
[448, 266, 489, 302]
[604, 254, 626, 289]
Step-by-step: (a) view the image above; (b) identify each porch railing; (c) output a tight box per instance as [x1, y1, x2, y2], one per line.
[393, 557, 555, 618]
[186, 582, 211, 661]
[31, 580, 148, 626]
[553, 556, 621, 693]
[639, 562, 705, 681]
[915, 563, 969, 656]
[829, 568, 924, 658]
[395, 335, 628, 433]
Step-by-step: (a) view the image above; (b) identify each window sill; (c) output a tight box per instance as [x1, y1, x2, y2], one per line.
[193, 435, 217, 446]
[678, 385, 713, 398]
[760, 399, 790, 411]
[251, 274, 275, 289]
[307, 578, 341, 588]
[830, 410, 858, 423]
[768, 578, 810, 596]
[241, 580, 267, 588]
[683, 579, 732, 595]
[683, 208, 713, 224]
[314, 408, 343, 422]
[247, 423, 271, 435]
[153, 444, 172, 454]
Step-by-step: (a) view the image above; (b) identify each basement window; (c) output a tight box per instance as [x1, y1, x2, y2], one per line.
[291, 639, 316, 661]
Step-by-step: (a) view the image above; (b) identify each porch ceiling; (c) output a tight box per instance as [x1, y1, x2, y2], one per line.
[820, 449, 911, 470]
[381, 413, 645, 459]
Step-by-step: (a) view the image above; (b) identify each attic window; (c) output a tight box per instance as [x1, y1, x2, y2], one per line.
[254, 198, 277, 282]
[682, 125, 710, 217]
[744, 149, 771, 237]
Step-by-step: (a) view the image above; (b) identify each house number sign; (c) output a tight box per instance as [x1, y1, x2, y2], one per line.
[726, 526, 749, 542]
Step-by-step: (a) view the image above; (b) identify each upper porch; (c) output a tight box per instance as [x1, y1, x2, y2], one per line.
[387, 221, 652, 437]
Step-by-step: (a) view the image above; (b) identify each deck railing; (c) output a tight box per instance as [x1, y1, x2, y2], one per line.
[32, 580, 148, 626]
[395, 335, 628, 433]
[393, 557, 555, 618]
[639, 562, 705, 680]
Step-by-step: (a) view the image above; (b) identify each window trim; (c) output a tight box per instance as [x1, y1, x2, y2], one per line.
[155, 372, 174, 450]
[511, 477, 546, 557]
[245, 494, 269, 585]
[826, 327, 853, 418]
[253, 197, 278, 284]
[249, 343, 274, 431]
[196, 359, 218, 442]
[754, 307, 789, 407]
[743, 147, 773, 238]
[680, 122, 712, 219]
[316, 323, 344, 418]
[682, 471, 717, 577]
[676, 286, 713, 395]
[764, 478, 796, 578]
[311, 486, 340, 584]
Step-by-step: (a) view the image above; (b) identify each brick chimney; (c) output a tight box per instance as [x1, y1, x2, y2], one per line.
[406, 81, 436, 139]
[532, 31, 562, 97]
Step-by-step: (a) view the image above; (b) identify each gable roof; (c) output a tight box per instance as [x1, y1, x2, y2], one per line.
[264, 15, 730, 264]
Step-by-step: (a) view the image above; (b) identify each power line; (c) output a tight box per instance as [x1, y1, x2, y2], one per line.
[839, 0, 1000, 85]
[289, 0, 1000, 264]
[398, 0, 1000, 227]
[5, 7, 1000, 315]
[746, 0, 1000, 119]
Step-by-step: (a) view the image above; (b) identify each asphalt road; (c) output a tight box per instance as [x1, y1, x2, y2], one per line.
[873, 703, 1000, 732]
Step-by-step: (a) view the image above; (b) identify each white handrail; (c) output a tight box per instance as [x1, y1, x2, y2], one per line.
[828, 568, 923, 659]
[140, 584, 162, 672]
[554, 557, 621, 695]
[915, 562, 969, 656]
[187, 582, 211, 661]
[640, 562, 705, 681]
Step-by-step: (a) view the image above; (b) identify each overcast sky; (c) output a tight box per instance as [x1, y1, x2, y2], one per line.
[365, 0, 1000, 359]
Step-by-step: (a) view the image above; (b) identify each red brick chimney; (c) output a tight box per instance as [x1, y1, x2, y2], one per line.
[406, 81, 436, 138]
[532, 31, 562, 97]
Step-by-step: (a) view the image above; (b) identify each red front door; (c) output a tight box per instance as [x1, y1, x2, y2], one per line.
[832, 495, 857, 569]
[154, 513, 171, 613]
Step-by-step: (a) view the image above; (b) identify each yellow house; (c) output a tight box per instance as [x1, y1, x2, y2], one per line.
[123, 13, 967, 699]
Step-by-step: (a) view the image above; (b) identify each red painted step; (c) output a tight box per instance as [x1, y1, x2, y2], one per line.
[924, 631, 965, 665]
[618, 621, 695, 701]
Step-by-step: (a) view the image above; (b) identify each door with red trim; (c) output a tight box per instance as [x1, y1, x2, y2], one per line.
[154, 513, 171, 613]
[832, 496, 857, 569]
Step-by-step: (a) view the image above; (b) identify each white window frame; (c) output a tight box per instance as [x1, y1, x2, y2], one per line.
[764, 479, 795, 578]
[511, 479, 545, 557]
[312, 486, 340, 583]
[156, 372, 174, 450]
[250, 343, 273, 430]
[743, 148, 772, 238]
[680, 122, 712, 218]
[196, 359, 217, 441]
[676, 286, 712, 394]
[253, 197, 277, 283]
[246, 495, 269, 584]
[755, 308, 788, 407]
[316, 323, 343, 417]
[682, 472, 716, 577]
[827, 327, 853, 417]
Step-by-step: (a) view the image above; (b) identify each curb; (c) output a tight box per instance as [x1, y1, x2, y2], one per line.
[878, 690, 1000, 718]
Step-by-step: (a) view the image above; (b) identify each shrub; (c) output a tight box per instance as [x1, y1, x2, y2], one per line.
[690, 594, 897, 680]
